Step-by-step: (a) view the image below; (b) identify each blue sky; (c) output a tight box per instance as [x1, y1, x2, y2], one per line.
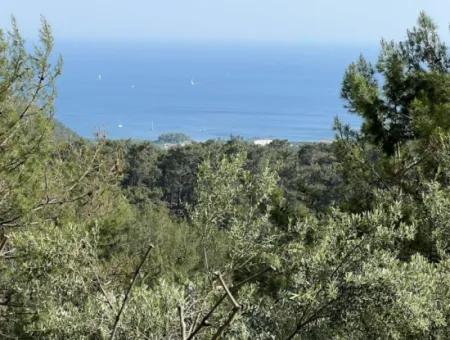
[1, 1, 449, 44]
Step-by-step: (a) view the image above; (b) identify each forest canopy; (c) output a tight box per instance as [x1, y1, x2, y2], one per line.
[2, 12, 450, 339]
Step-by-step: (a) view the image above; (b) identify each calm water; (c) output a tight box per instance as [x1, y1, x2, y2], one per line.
[55, 42, 376, 141]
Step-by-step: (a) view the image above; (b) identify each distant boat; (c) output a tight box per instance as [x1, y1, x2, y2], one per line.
[190, 79, 196, 86]
[98, 74, 102, 81]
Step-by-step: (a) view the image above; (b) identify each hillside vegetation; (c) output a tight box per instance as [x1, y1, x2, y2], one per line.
[2, 13, 450, 339]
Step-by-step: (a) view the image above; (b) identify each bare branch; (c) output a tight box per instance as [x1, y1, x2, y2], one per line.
[109, 244, 154, 340]
[215, 273, 240, 309]
[187, 266, 272, 340]
[211, 307, 239, 340]
[0, 236, 8, 256]
[178, 304, 187, 340]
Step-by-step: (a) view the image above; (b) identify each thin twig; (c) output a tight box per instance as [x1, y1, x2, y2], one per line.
[211, 307, 239, 340]
[93, 268, 115, 311]
[0, 65, 48, 148]
[186, 292, 223, 340]
[187, 267, 272, 340]
[189, 312, 201, 335]
[178, 304, 187, 340]
[209, 273, 241, 339]
[67, 143, 103, 192]
[286, 296, 339, 340]
[216, 273, 240, 309]
[0, 236, 8, 255]
[109, 244, 154, 340]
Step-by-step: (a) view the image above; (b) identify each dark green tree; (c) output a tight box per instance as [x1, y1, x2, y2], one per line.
[342, 12, 450, 154]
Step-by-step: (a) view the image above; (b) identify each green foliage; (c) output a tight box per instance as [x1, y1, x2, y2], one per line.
[4, 13, 450, 340]
[157, 143, 207, 215]
[191, 152, 280, 273]
[0, 18, 133, 338]
[53, 119, 81, 142]
[121, 141, 162, 206]
[342, 12, 450, 154]
[157, 132, 192, 144]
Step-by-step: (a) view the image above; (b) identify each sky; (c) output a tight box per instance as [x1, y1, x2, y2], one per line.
[1, 1, 449, 45]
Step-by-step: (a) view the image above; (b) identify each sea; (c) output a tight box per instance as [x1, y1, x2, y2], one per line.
[55, 42, 377, 142]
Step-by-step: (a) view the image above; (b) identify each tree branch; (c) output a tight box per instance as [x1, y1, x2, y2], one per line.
[0, 236, 8, 255]
[211, 307, 239, 340]
[216, 273, 240, 309]
[178, 304, 187, 340]
[109, 244, 154, 340]
[187, 267, 272, 339]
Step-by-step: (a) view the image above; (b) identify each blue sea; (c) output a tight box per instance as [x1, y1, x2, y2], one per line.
[55, 42, 376, 141]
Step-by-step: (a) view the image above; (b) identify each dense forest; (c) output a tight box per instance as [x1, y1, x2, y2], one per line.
[2, 12, 450, 339]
